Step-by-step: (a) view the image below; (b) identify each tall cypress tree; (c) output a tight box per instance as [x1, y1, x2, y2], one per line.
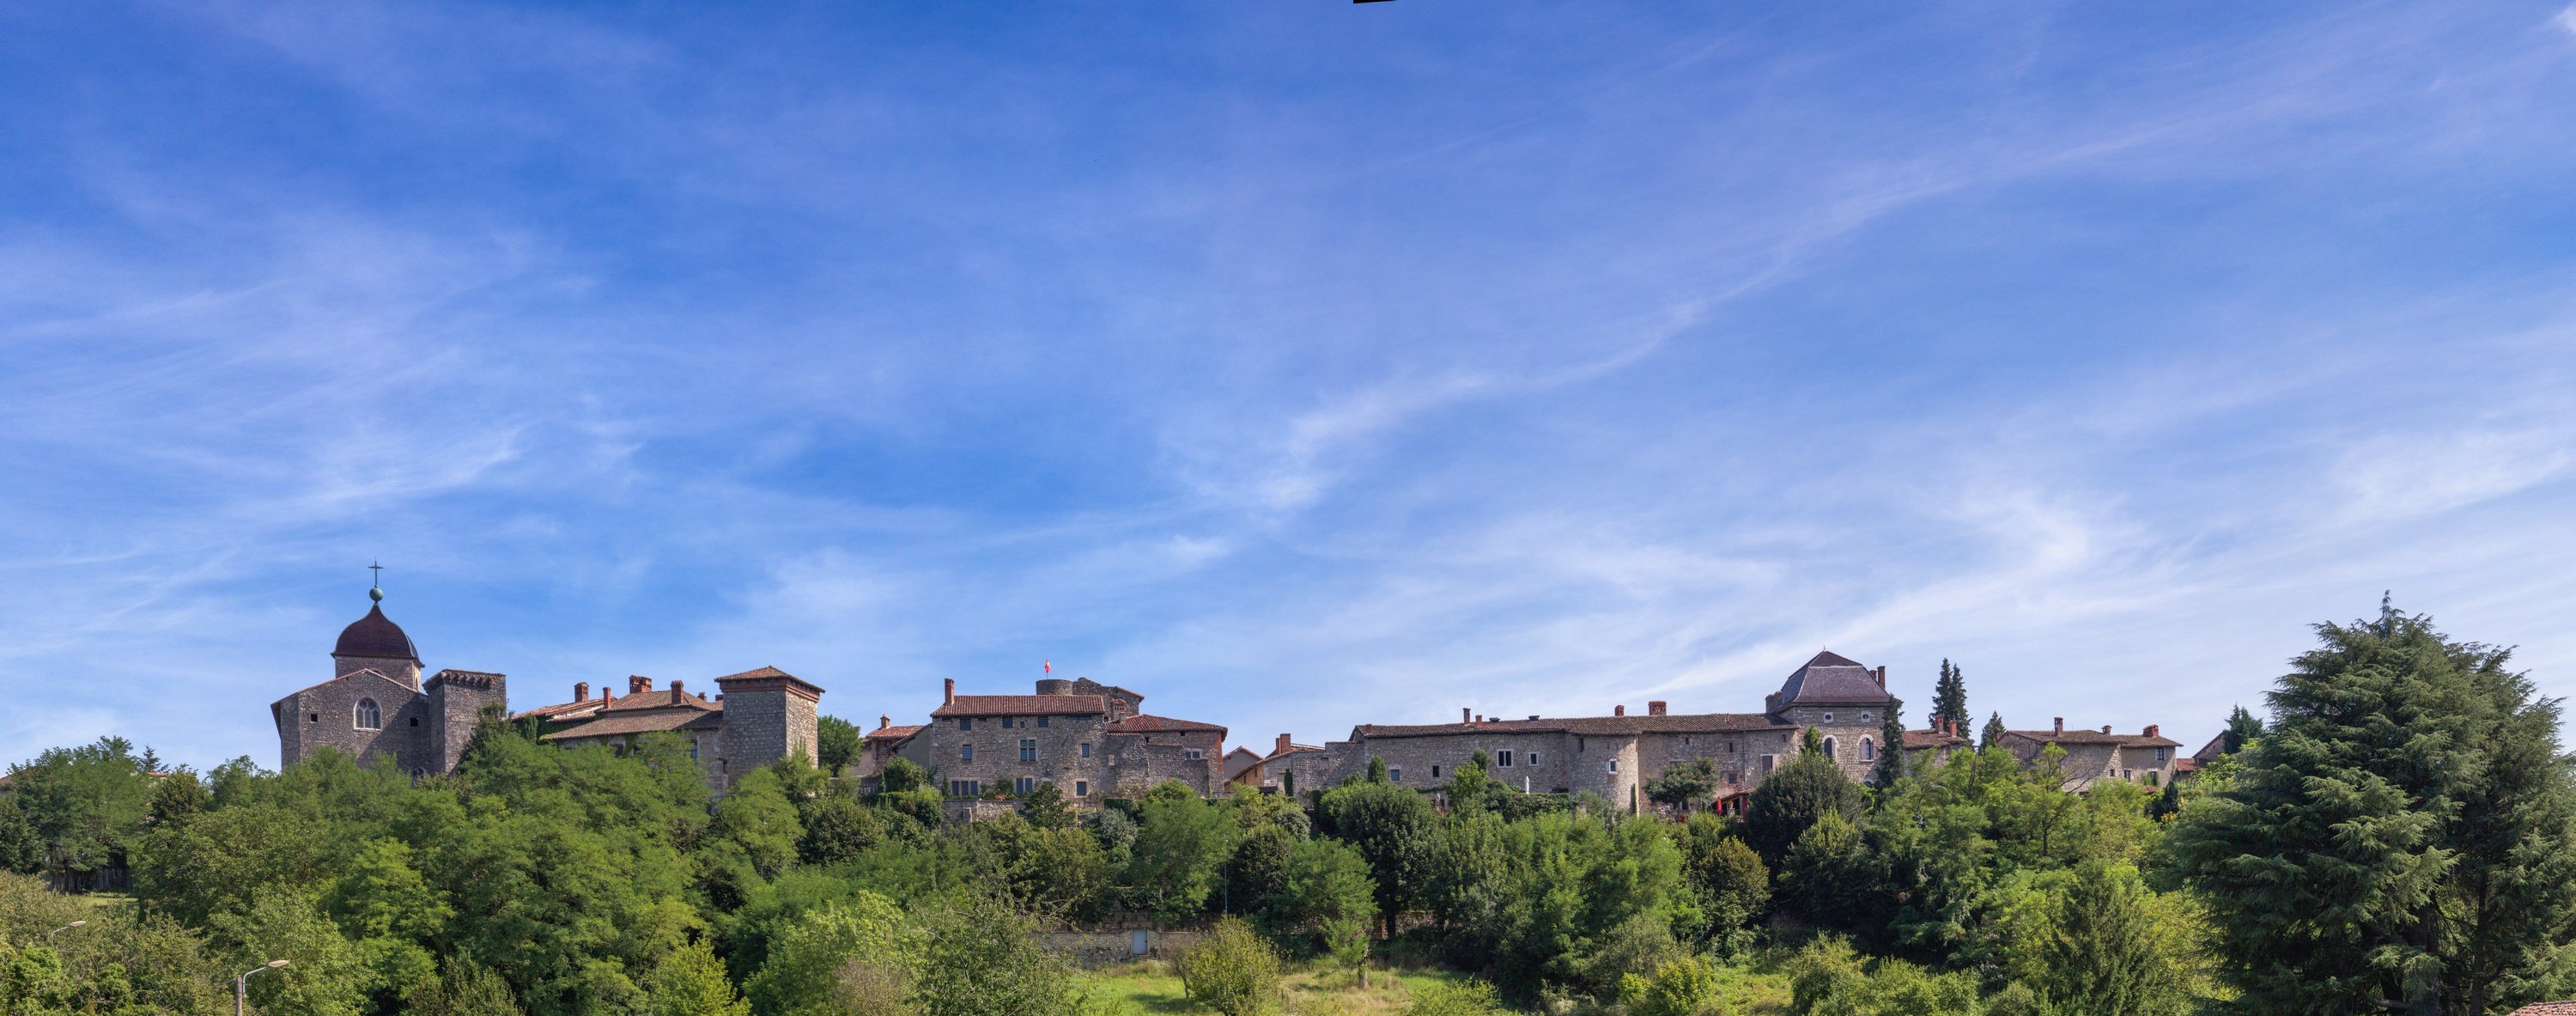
[1980, 712, 2005, 749]
[1931, 660, 1970, 732]
[2221, 705, 2263, 755]
[2166, 599, 2576, 1016]
[1873, 696, 1907, 788]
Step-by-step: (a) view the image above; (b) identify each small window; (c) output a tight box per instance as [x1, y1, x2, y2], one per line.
[1075, 780, 1090, 797]
[1388, 766, 1403, 782]
[999, 717, 1013, 729]
[409, 717, 418, 727]
[1823, 737, 1838, 758]
[1019, 739, 1037, 762]
[1861, 738, 1876, 761]
[961, 745, 975, 762]
[689, 739, 700, 762]
[355, 698, 383, 731]
[310, 713, 319, 722]
[1080, 743, 1092, 757]
[1497, 751, 1514, 768]
[1016, 777, 1035, 794]
[2155, 747, 2168, 763]
[958, 717, 974, 732]
[1431, 765, 1443, 778]
[1607, 759, 1619, 774]
[1037, 716, 1049, 728]
[1185, 749, 1204, 760]
[1822, 713, 1835, 723]
[1528, 752, 1540, 766]
[1861, 712, 1872, 721]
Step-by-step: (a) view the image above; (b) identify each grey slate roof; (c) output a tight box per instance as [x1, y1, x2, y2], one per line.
[1773, 650, 1890, 706]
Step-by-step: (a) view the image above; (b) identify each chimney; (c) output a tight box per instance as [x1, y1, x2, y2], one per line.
[629, 675, 653, 695]
[1614, 704, 1625, 716]
[671, 679, 685, 705]
[1874, 666, 1886, 688]
[1475, 715, 1485, 723]
[944, 678, 956, 704]
[2102, 724, 2113, 734]
[1276, 733, 1292, 754]
[2053, 717, 2064, 735]
[1648, 701, 1668, 716]
[2144, 724, 2160, 739]
[602, 685, 614, 703]
[1463, 708, 1472, 724]
[1528, 715, 1540, 721]
[879, 715, 891, 729]
[574, 682, 589, 702]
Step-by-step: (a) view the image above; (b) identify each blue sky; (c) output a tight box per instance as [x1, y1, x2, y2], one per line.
[6, 2, 2576, 771]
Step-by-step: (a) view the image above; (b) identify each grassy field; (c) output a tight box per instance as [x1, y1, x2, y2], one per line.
[1088, 960, 1475, 1015]
[1084, 957, 1799, 1016]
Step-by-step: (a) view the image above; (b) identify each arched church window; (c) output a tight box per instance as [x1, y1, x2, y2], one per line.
[355, 698, 383, 731]
[1861, 738, 1876, 761]
[1822, 736, 1838, 758]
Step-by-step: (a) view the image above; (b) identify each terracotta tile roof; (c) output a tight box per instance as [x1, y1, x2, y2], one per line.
[541, 708, 723, 740]
[1354, 713, 1786, 739]
[1263, 744, 1325, 760]
[600, 691, 718, 713]
[2173, 757, 2201, 773]
[865, 724, 925, 742]
[2008, 729, 2180, 748]
[1773, 651, 1891, 706]
[513, 699, 606, 721]
[1107, 715, 1227, 734]
[932, 694, 1106, 718]
[1903, 729, 1971, 749]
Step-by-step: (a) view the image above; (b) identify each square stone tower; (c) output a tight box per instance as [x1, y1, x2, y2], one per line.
[715, 666, 824, 777]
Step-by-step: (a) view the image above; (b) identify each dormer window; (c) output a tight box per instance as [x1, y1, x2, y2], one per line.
[354, 698, 383, 731]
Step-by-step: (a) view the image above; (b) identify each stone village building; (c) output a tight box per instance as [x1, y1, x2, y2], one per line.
[1999, 719, 2180, 789]
[271, 587, 823, 795]
[1319, 651, 1906, 814]
[863, 676, 1229, 803]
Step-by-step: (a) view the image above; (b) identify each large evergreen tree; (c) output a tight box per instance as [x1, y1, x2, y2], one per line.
[2166, 599, 2576, 1016]
[2221, 704, 2263, 755]
[1931, 660, 1970, 733]
[1744, 732, 1866, 866]
[1873, 697, 1907, 788]
[1980, 712, 2005, 750]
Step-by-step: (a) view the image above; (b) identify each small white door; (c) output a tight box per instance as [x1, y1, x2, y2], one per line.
[1130, 929, 1150, 955]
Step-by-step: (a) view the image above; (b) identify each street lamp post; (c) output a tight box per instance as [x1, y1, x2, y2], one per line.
[45, 920, 86, 943]
[234, 959, 288, 1016]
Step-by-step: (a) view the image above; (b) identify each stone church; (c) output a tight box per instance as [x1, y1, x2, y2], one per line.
[270, 586, 507, 777]
[271, 585, 824, 794]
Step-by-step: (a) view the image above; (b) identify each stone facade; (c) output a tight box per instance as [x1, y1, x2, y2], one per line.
[1999, 720, 2181, 789]
[271, 593, 507, 777]
[1322, 652, 1900, 813]
[524, 668, 825, 796]
[890, 676, 1227, 805]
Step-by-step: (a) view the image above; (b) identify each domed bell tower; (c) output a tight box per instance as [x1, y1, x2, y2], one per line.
[332, 581, 423, 691]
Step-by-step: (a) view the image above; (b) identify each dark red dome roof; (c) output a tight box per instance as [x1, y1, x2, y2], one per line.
[333, 604, 419, 660]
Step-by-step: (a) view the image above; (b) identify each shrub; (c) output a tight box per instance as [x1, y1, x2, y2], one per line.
[1177, 916, 1284, 1015]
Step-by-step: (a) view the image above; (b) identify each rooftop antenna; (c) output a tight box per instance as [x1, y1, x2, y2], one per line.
[369, 561, 384, 603]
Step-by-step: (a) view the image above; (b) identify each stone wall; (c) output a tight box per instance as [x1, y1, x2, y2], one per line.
[425, 670, 506, 773]
[1035, 928, 1206, 969]
[276, 670, 433, 774]
[902, 712, 1114, 802]
[333, 654, 421, 690]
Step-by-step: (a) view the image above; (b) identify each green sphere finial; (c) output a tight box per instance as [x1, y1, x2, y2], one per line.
[368, 560, 385, 602]
[369, 584, 384, 604]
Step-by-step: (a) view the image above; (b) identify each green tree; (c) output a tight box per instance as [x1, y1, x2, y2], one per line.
[1931, 660, 1969, 733]
[745, 892, 920, 1016]
[0, 798, 40, 875]
[6, 736, 157, 885]
[1126, 793, 1238, 919]
[641, 938, 753, 1016]
[1018, 782, 1076, 830]
[1316, 780, 1437, 935]
[2166, 600, 2576, 1016]
[909, 894, 1111, 1016]
[1778, 812, 1875, 933]
[1405, 979, 1506, 1016]
[1265, 838, 1378, 959]
[1743, 735, 1864, 866]
[2221, 704, 2263, 755]
[1643, 759, 1718, 813]
[1872, 696, 1906, 788]
[799, 795, 890, 866]
[1177, 916, 1283, 1015]
[407, 958, 526, 1016]
[1622, 955, 1725, 1016]
[149, 769, 210, 830]
[1980, 712, 2004, 750]
[1224, 822, 1297, 918]
[817, 716, 864, 776]
[1676, 815, 1768, 953]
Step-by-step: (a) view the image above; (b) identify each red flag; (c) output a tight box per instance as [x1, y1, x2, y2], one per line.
[1044, 660, 1052, 673]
